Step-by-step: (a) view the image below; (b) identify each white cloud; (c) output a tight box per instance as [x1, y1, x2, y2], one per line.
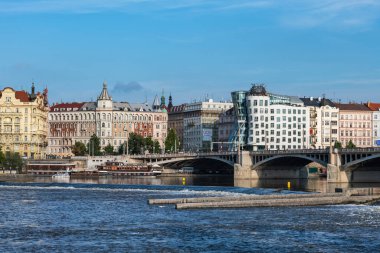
[0, 0, 272, 14]
[278, 0, 380, 29]
[1, 0, 379, 29]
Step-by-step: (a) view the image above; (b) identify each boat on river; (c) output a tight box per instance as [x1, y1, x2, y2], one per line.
[52, 169, 71, 179]
[97, 161, 161, 176]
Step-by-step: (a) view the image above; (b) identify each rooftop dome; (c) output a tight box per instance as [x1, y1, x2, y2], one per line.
[249, 84, 267, 96]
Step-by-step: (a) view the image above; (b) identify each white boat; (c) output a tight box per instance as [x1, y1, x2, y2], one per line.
[52, 172, 70, 178]
[52, 169, 71, 179]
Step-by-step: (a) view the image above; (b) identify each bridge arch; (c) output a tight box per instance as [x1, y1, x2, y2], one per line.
[148, 157, 234, 167]
[252, 155, 328, 170]
[343, 154, 380, 172]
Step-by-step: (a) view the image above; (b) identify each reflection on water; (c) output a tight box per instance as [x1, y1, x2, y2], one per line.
[34, 175, 235, 187]
[4, 174, 380, 193]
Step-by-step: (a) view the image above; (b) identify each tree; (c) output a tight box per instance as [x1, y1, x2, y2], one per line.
[87, 134, 102, 156]
[346, 140, 356, 149]
[118, 142, 128, 155]
[128, 133, 144, 155]
[71, 142, 87, 156]
[104, 144, 115, 155]
[334, 141, 342, 149]
[153, 140, 161, 154]
[4, 152, 24, 174]
[165, 128, 179, 153]
[144, 137, 154, 154]
[0, 147, 5, 172]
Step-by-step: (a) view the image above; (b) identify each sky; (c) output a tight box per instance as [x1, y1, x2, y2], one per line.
[0, 0, 380, 105]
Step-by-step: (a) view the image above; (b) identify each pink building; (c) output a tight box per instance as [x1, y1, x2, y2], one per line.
[336, 103, 372, 148]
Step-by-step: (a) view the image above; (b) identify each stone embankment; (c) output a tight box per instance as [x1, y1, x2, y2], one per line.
[148, 191, 380, 210]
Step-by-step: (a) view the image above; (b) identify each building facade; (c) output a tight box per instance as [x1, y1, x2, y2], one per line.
[300, 97, 339, 149]
[232, 84, 310, 150]
[47, 82, 167, 157]
[367, 102, 380, 147]
[335, 103, 372, 148]
[216, 108, 235, 151]
[0, 85, 49, 158]
[168, 103, 186, 150]
[183, 99, 233, 152]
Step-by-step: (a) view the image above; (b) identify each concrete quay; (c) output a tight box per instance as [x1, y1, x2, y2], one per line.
[148, 193, 343, 205]
[148, 191, 380, 210]
[175, 195, 380, 210]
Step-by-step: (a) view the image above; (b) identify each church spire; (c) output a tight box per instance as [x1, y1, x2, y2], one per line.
[168, 92, 173, 112]
[98, 81, 111, 100]
[160, 89, 165, 108]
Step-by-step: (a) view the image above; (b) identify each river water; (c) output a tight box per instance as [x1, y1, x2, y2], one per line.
[0, 176, 379, 252]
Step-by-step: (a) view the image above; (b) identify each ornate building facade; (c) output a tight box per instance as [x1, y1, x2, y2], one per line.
[0, 85, 49, 158]
[47, 82, 167, 157]
[336, 103, 372, 148]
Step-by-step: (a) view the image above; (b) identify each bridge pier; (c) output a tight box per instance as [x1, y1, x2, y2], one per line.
[234, 151, 258, 180]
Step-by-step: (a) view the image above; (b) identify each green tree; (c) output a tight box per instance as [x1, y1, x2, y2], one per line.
[153, 140, 161, 154]
[0, 147, 5, 172]
[87, 134, 102, 156]
[72, 142, 87, 156]
[165, 128, 179, 153]
[5, 152, 24, 174]
[334, 141, 342, 149]
[346, 140, 356, 149]
[128, 133, 144, 155]
[118, 141, 128, 155]
[144, 137, 154, 154]
[104, 144, 115, 155]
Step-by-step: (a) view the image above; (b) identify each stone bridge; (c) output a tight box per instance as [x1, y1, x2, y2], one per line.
[129, 148, 380, 182]
[129, 152, 237, 174]
[328, 148, 380, 183]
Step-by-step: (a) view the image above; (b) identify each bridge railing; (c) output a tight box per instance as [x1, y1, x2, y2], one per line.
[339, 147, 380, 153]
[129, 151, 237, 159]
[249, 149, 329, 155]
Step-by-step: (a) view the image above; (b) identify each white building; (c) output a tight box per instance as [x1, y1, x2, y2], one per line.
[183, 99, 233, 152]
[300, 97, 339, 149]
[232, 84, 310, 150]
[367, 102, 380, 147]
[47, 82, 167, 157]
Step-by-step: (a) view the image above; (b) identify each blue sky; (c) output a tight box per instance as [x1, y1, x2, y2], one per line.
[0, 0, 380, 105]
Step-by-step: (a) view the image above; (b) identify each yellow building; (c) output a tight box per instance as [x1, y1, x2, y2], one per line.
[0, 84, 49, 158]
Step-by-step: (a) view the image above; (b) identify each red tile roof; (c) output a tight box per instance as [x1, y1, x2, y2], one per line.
[334, 103, 372, 111]
[15, 90, 30, 102]
[367, 102, 380, 111]
[50, 102, 85, 111]
[168, 104, 187, 113]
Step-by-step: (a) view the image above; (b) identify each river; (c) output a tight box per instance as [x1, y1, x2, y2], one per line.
[0, 176, 379, 252]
